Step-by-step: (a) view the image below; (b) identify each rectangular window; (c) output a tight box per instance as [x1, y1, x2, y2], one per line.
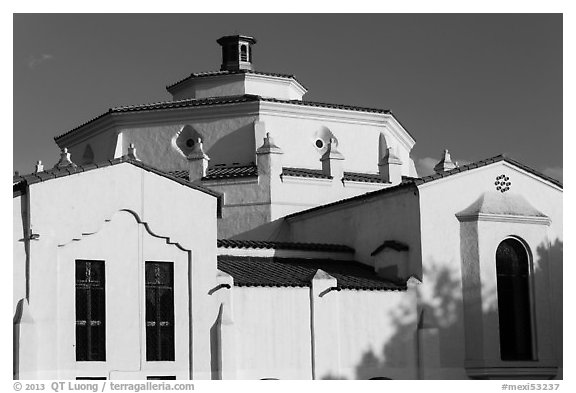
[145, 262, 175, 361]
[76, 260, 106, 361]
[147, 376, 176, 380]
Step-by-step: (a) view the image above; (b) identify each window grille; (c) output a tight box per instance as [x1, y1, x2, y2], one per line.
[75, 260, 106, 361]
[145, 262, 175, 361]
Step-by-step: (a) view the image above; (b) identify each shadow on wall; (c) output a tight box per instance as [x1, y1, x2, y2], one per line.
[207, 123, 256, 167]
[536, 239, 563, 374]
[354, 262, 465, 380]
[229, 216, 292, 241]
[322, 238, 563, 380]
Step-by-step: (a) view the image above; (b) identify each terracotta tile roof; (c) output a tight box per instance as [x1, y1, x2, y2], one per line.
[281, 167, 332, 179]
[282, 167, 387, 183]
[172, 166, 389, 184]
[414, 154, 563, 189]
[54, 95, 399, 143]
[203, 164, 258, 180]
[260, 96, 392, 115]
[54, 95, 261, 142]
[343, 172, 387, 183]
[12, 157, 223, 216]
[218, 239, 354, 253]
[217, 255, 406, 291]
[166, 69, 303, 91]
[167, 170, 189, 180]
[168, 164, 258, 181]
[285, 155, 562, 220]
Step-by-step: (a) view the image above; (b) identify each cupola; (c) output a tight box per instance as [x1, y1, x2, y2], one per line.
[217, 35, 257, 71]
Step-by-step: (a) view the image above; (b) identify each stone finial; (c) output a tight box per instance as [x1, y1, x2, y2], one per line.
[187, 138, 210, 161]
[380, 147, 402, 165]
[433, 149, 457, 174]
[256, 132, 283, 155]
[127, 143, 139, 160]
[54, 148, 77, 169]
[35, 160, 44, 173]
[378, 147, 403, 184]
[320, 140, 345, 179]
[188, 138, 210, 181]
[320, 140, 345, 161]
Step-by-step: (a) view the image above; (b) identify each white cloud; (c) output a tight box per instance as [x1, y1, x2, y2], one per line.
[416, 157, 437, 177]
[542, 166, 563, 182]
[27, 54, 53, 69]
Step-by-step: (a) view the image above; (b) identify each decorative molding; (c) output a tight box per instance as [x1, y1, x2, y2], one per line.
[201, 177, 259, 187]
[456, 213, 551, 226]
[342, 180, 388, 190]
[466, 366, 558, 380]
[57, 209, 191, 252]
[280, 175, 333, 186]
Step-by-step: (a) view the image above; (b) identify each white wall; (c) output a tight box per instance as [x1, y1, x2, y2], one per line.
[259, 110, 415, 176]
[287, 186, 422, 270]
[233, 287, 313, 380]
[13, 196, 27, 313]
[122, 116, 258, 171]
[14, 163, 220, 379]
[230, 285, 417, 380]
[417, 161, 563, 379]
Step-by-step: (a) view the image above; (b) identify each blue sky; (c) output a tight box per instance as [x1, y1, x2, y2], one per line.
[13, 14, 562, 180]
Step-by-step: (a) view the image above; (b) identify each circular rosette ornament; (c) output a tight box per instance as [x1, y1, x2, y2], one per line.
[495, 175, 511, 193]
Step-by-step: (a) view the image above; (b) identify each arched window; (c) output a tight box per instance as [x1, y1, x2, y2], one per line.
[496, 238, 533, 361]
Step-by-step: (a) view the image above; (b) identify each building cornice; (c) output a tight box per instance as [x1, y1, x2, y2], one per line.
[55, 101, 261, 148]
[258, 100, 415, 151]
[456, 213, 551, 226]
[280, 175, 333, 186]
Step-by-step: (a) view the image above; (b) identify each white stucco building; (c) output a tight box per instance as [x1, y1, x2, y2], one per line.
[13, 35, 562, 380]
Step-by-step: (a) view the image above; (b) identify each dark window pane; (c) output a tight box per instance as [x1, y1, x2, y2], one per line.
[145, 262, 174, 361]
[496, 239, 532, 361]
[160, 325, 175, 361]
[76, 260, 105, 361]
[146, 290, 157, 323]
[146, 326, 157, 361]
[76, 288, 88, 322]
[159, 289, 174, 322]
[76, 325, 87, 361]
[76, 262, 86, 281]
[147, 376, 176, 380]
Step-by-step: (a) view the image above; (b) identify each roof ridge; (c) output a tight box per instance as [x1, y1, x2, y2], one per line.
[13, 157, 223, 202]
[217, 255, 406, 291]
[414, 154, 562, 188]
[54, 95, 260, 142]
[217, 238, 354, 252]
[261, 96, 391, 115]
[285, 154, 562, 221]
